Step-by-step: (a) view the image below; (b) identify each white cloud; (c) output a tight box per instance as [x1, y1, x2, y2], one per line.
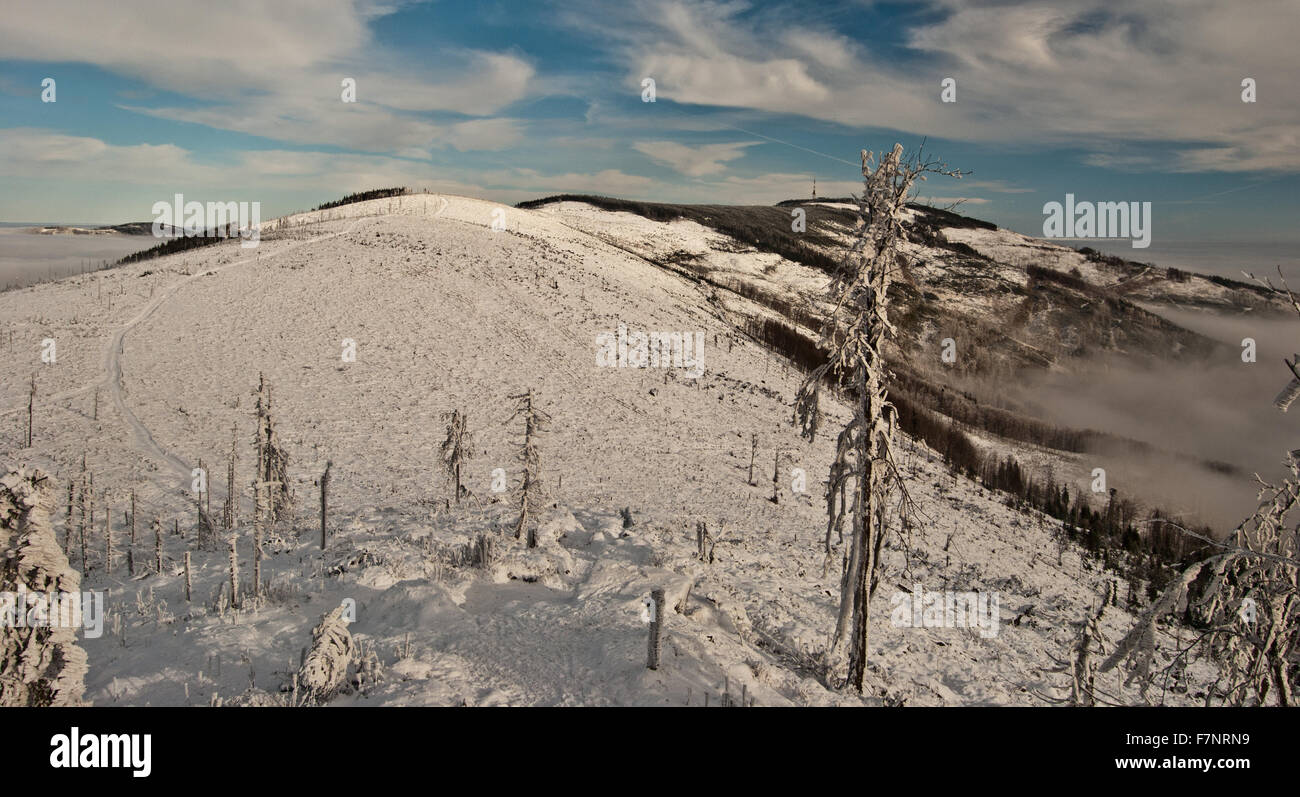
[631, 140, 759, 176]
[444, 118, 527, 152]
[0, 129, 659, 218]
[597, 0, 1300, 171]
[2, 1, 536, 156]
[365, 53, 535, 116]
[0, 0, 372, 96]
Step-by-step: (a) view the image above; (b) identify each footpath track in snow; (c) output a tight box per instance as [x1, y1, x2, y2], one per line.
[4, 216, 371, 487]
[108, 218, 372, 484]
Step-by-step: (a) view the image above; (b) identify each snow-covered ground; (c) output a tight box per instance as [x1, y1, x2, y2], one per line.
[1, 194, 1209, 706]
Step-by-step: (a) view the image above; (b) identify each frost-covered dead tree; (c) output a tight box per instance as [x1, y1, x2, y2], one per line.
[64, 480, 73, 555]
[222, 423, 236, 531]
[25, 374, 34, 447]
[0, 469, 89, 706]
[195, 457, 213, 546]
[1045, 581, 1113, 706]
[794, 143, 964, 692]
[319, 460, 332, 551]
[76, 457, 86, 560]
[440, 409, 473, 505]
[297, 606, 355, 704]
[510, 389, 551, 547]
[228, 531, 240, 609]
[104, 503, 112, 576]
[152, 517, 162, 574]
[82, 474, 93, 574]
[696, 520, 716, 564]
[253, 480, 273, 598]
[253, 374, 291, 527]
[1102, 268, 1300, 706]
[770, 449, 781, 504]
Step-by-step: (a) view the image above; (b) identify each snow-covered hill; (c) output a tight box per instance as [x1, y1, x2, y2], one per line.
[1, 194, 1213, 705]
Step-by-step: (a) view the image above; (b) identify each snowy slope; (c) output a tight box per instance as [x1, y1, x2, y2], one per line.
[1, 194, 1208, 706]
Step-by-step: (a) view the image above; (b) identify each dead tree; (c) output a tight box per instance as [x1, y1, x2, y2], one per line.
[748, 433, 758, 485]
[78, 472, 91, 575]
[25, 374, 34, 448]
[222, 423, 237, 530]
[440, 409, 473, 504]
[696, 520, 716, 564]
[770, 449, 782, 504]
[319, 461, 332, 550]
[228, 531, 240, 609]
[297, 607, 354, 703]
[195, 457, 212, 545]
[253, 374, 291, 528]
[0, 468, 89, 706]
[65, 480, 73, 554]
[152, 517, 162, 574]
[104, 503, 112, 575]
[509, 389, 551, 547]
[793, 143, 964, 692]
[1046, 582, 1113, 706]
[253, 480, 276, 598]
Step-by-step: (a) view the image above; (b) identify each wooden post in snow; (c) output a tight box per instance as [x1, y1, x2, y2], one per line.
[647, 588, 665, 670]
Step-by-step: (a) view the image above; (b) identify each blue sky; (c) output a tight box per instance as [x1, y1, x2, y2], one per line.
[1, 0, 1297, 246]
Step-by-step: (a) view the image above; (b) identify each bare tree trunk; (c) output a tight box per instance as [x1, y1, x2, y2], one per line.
[184, 552, 192, 602]
[320, 461, 332, 550]
[153, 518, 162, 574]
[26, 374, 34, 447]
[104, 504, 112, 575]
[196, 458, 204, 543]
[254, 489, 263, 599]
[65, 480, 73, 554]
[86, 476, 93, 565]
[770, 450, 780, 504]
[228, 533, 239, 609]
[223, 423, 236, 530]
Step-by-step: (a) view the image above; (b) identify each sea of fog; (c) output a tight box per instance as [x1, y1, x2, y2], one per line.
[1004, 240, 1300, 529]
[1087, 239, 1300, 283]
[0, 224, 158, 290]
